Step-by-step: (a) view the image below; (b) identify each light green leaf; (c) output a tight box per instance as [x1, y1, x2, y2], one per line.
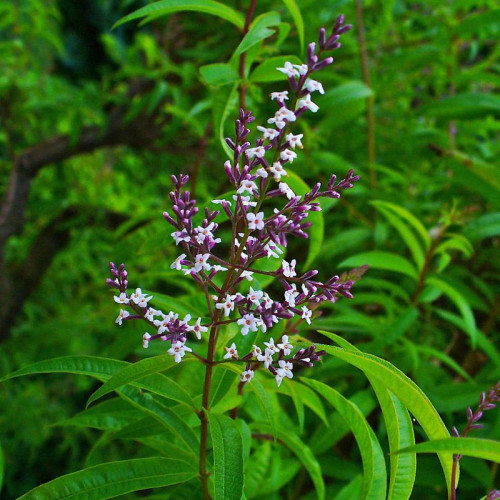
[286, 170, 324, 268]
[425, 277, 477, 347]
[423, 93, 500, 119]
[0, 439, 3, 495]
[302, 379, 387, 500]
[281, 0, 304, 49]
[396, 438, 500, 463]
[200, 63, 239, 86]
[208, 413, 244, 500]
[210, 365, 238, 408]
[146, 290, 205, 317]
[112, 0, 245, 30]
[233, 12, 281, 57]
[338, 251, 418, 280]
[250, 55, 302, 82]
[18, 458, 197, 499]
[320, 81, 373, 111]
[212, 82, 239, 159]
[415, 345, 473, 382]
[318, 345, 454, 494]
[87, 354, 194, 408]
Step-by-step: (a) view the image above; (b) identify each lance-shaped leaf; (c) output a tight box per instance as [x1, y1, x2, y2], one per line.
[339, 251, 418, 280]
[18, 457, 197, 499]
[233, 12, 281, 57]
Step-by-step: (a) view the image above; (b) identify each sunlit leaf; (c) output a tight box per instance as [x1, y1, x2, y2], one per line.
[233, 12, 281, 57]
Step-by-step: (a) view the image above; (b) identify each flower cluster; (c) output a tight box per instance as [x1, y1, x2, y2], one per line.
[107, 16, 363, 385]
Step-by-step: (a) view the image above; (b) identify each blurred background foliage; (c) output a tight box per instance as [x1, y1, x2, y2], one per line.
[0, 0, 498, 498]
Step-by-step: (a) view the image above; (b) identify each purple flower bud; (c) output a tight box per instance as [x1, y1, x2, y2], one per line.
[106, 278, 119, 289]
[336, 24, 353, 35]
[319, 27, 326, 47]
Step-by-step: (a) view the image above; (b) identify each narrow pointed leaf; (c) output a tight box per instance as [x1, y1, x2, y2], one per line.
[18, 457, 197, 499]
[208, 413, 244, 500]
[281, 0, 304, 49]
[233, 12, 281, 57]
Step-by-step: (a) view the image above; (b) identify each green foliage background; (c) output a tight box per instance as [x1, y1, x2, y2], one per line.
[0, 0, 498, 498]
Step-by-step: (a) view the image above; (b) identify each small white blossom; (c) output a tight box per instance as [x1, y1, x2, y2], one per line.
[270, 90, 289, 101]
[115, 309, 130, 325]
[286, 133, 304, 149]
[279, 182, 296, 200]
[277, 61, 299, 78]
[306, 79, 325, 94]
[237, 180, 258, 195]
[293, 63, 309, 75]
[171, 253, 187, 270]
[247, 212, 265, 231]
[269, 162, 287, 181]
[264, 242, 283, 259]
[234, 195, 257, 208]
[298, 94, 319, 112]
[143, 332, 151, 349]
[212, 265, 228, 273]
[212, 199, 232, 206]
[257, 348, 274, 368]
[246, 146, 266, 159]
[194, 223, 220, 245]
[171, 230, 190, 245]
[301, 305, 312, 324]
[252, 345, 263, 358]
[168, 341, 192, 363]
[275, 371, 284, 387]
[216, 295, 236, 317]
[240, 270, 254, 282]
[188, 317, 208, 339]
[247, 286, 263, 305]
[144, 307, 161, 321]
[257, 126, 280, 140]
[280, 149, 297, 163]
[268, 107, 296, 129]
[224, 342, 238, 359]
[264, 337, 279, 354]
[284, 284, 299, 307]
[240, 369, 254, 383]
[114, 292, 129, 305]
[278, 359, 294, 379]
[282, 259, 297, 278]
[130, 288, 152, 306]
[237, 314, 258, 336]
[194, 253, 211, 272]
[256, 167, 268, 179]
[277, 335, 293, 356]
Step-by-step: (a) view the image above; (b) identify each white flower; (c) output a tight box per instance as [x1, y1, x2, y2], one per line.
[252, 345, 263, 357]
[246, 146, 266, 159]
[237, 314, 258, 335]
[256, 167, 268, 179]
[143, 332, 151, 349]
[293, 63, 308, 75]
[264, 242, 283, 259]
[282, 259, 297, 278]
[277, 335, 293, 356]
[237, 180, 258, 195]
[130, 288, 152, 306]
[270, 90, 289, 100]
[247, 212, 265, 231]
[279, 182, 296, 200]
[115, 309, 130, 325]
[194, 253, 211, 272]
[212, 199, 232, 206]
[268, 107, 296, 129]
[188, 317, 208, 339]
[269, 162, 287, 181]
[240, 270, 254, 282]
[277, 61, 299, 78]
[261, 292, 274, 309]
[224, 342, 238, 359]
[257, 348, 274, 368]
[264, 337, 279, 354]
[275, 371, 284, 387]
[168, 341, 192, 363]
[301, 305, 312, 325]
[286, 133, 304, 149]
[257, 126, 280, 140]
[171, 253, 187, 270]
[306, 79, 325, 94]
[171, 230, 190, 245]
[194, 223, 220, 245]
[212, 265, 228, 273]
[284, 284, 298, 307]
[247, 286, 263, 305]
[234, 195, 257, 208]
[240, 369, 254, 383]
[216, 295, 236, 317]
[144, 307, 160, 321]
[114, 292, 129, 305]
[278, 359, 294, 379]
[298, 94, 319, 112]
[280, 149, 297, 163]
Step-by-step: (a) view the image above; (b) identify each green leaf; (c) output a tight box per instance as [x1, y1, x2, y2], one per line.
[424, 277, 477, 347]
[302, 379, 387, 500]
[422, 93, 500, 119]
[200, 63, 239, 86]
[396, 438, 500, 463]
[286, 170, 324, 268]
[338, 251, 419, 280]
[146, 290, 205, 317]
[415, 345, 473, 382]
[208, 413, 244, 500]
[233, 12, 281, 57]
[212, 82, 239, 159]
[87, 354, 194, 409]
[210, 365, 238, 408]
[320, 81, 373, 111]
[318, 345, 454, 494]
[18, 457, 197, 499]
[249, 55, 302, 82]
[112, 0, 245, 30]
[281, 0, 304, 50]
[0, 439, 3, 495]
